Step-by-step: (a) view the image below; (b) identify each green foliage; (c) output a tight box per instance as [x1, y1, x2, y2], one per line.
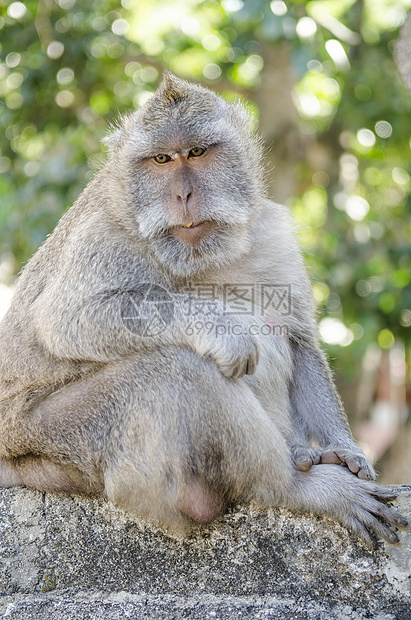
[1, 0, 410, 374]
[0, 0, 148, 266]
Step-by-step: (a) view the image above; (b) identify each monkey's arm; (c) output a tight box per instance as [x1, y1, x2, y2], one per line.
[32, 289, 258, 380]
[289, 339, 375, 480]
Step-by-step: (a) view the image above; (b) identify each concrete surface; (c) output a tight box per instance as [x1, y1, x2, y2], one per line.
[0, 486, 410, 619]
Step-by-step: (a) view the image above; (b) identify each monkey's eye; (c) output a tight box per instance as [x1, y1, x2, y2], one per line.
[189, 147, 206, 158]
[153, 154, 172, 164]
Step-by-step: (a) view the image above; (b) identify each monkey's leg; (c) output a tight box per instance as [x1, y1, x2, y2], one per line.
[0, 348, 292, 528]
[100, 348, 294, 529]
[2, 349, 404, 544]
[0, 366, 114, 495]
[93, 349, 407, 545]
[0, 456, 101, 494]
[289, 341, 375, 480]
[127, 349, 406, 545]
[0, 459, 24, 487]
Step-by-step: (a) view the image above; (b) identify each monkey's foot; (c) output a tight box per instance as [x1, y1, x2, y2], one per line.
[290, 465, 407, 547]
[291, 445, 376, 481]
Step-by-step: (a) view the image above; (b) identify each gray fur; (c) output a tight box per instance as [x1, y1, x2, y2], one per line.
[0, 73, 406, 546]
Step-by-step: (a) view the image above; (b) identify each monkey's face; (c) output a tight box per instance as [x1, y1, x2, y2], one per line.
[129, 126, 262, 278]
[110, 75, 264, 278]
[159, 146, 224, 242]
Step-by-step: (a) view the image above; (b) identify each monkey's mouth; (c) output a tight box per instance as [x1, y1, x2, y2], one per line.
[172, 220, 214, 245]
[180, 221, 206, 229]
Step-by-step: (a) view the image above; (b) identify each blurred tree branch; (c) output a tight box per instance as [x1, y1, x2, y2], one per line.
[34, 0, 55, 52]
[395, 13, 411, 92]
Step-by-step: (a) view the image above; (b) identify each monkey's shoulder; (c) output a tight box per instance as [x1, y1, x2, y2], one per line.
[16, 212, 154, 303]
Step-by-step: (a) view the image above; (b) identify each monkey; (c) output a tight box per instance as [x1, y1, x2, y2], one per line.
[0, 72, 407, 547]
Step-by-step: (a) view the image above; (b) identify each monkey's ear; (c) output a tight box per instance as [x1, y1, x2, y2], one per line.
[102, 113, 133, 153]
[102, 127, 122, 153]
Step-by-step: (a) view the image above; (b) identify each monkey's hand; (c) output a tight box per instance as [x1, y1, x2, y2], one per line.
[203, 327, 259, 379]
[291, 445, 376, 481]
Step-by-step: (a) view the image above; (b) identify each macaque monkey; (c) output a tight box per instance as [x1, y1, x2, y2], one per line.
[0, 73, 406, 546]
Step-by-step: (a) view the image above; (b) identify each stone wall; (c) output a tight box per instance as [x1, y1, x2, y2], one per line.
[0, 486, 410, 619]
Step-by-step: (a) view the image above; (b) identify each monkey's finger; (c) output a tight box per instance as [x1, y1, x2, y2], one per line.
[357, 467, 372, 480]
[312, 453, 321, 465]
[332, 450, 374, 478]
[244, 347, 259, 376]
[295, 458, 312, 472]
[344, 458, 361, 475]
[362, 515, 400, 544]
[340, 498, 405, 547]
[357, 484, 409, 529]
[291, 446, 321, 471]
[320, 451, 343, 465]
[229, 358, 249, 380]
[396, 515, 409, 528]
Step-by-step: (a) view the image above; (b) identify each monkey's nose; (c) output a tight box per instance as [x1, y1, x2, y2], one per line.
[176, 191, 192, 207]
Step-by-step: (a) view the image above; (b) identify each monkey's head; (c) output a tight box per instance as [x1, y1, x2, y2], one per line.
[105, 72, 265, 278]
